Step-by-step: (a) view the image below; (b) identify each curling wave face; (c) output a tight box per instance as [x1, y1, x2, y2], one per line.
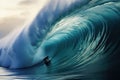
[0, 0, 120, 79]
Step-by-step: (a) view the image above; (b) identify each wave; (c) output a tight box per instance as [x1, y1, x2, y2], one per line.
[0, 0, 120, 79]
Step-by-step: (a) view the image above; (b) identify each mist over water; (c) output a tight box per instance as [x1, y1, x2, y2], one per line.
[0, 0, 120, 80]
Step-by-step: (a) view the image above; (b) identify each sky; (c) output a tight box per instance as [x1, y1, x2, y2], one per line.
[0, 0, 47, 38]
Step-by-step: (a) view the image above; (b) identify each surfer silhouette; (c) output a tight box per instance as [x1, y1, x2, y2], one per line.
[43, 56, 51, 66]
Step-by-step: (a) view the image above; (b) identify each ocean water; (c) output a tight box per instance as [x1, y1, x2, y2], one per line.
[0, 0, 120, 80]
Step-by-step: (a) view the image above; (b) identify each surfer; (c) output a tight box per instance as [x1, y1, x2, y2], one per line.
[43, 56, 51, 66]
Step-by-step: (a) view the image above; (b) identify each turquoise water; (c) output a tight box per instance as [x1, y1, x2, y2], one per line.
[0, 0, 120, 79]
